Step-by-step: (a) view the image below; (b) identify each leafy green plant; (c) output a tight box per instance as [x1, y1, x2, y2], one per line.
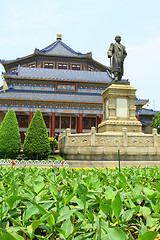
[151, 111, 160, 133]
[0, 109, 21, 159]
[23, 110, 51, 159]
[0, 166, 159, 239]
[48, 137, 58, 153]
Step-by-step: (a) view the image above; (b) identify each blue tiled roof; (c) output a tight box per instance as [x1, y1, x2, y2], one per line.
[3, 67, 112, 83]
[37, 39, 92, 57]
[0, 89, 102, 102]
[0, 86, 149, 107]
[135, 98, 149, 105]
[138, 108, 159, 115]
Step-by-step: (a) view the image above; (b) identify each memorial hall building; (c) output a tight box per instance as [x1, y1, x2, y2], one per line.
[0, 34, 150, 142]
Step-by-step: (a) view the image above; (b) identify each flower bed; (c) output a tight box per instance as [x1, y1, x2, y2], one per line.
[0, 166, 159, 239]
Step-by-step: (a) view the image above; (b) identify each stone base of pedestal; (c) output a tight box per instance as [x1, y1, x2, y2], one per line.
[98, 83, 142, 133]
[98, 119, 142, 133]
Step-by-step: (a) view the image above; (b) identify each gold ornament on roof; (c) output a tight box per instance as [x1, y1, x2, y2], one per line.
[57, 33, 62, 40]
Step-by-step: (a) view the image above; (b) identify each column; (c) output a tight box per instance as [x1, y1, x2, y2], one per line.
[77, 113, 83, 133]
[28, 111, 33, 126]
[51, 112, 55, 138]
[100, 114, 103, 123]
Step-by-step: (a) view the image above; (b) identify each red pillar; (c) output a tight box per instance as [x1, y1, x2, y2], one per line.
[136, 115, 139, 121]
[97, 116, 101, 127]
[28, 111, 33, 126]
[51, 112, 55, 137]
[100, 114, 103, 123]
[77, 113, 83, 133]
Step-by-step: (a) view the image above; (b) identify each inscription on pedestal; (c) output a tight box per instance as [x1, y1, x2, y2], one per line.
[116, 98, 128, 117]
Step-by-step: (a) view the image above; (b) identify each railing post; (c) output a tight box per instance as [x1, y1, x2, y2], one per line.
[91, 126, 96, 146]
[153, 128, 158, 147]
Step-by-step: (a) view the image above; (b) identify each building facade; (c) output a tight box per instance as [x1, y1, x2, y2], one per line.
[0, 34, 149, 142]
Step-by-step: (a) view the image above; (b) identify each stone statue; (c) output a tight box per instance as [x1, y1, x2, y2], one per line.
[107, 36, 127, 82]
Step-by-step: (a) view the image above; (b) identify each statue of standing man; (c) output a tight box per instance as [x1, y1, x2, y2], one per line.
[107, 36, 127, 82]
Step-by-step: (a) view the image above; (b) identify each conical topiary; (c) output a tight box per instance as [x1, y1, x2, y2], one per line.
[23, 110, 51, 159]
[0, 109, 21, 159]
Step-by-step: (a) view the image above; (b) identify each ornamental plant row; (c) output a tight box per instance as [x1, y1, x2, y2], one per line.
[0, 166, 159, 239]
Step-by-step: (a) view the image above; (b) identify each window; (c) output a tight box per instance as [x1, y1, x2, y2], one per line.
[55, 116, 60, 128]
[28, 63, 36, 68]
[88, 67, 94, 71]
[17, 115, 29, 127]
[61, 116, 70, 129]
[43, 116, 50, 128]
[10, 68, 17, 73]
[58, 63, 67, 69]
[71, 117, 76, 129]
[83, 117, 96, 129]
[44, 62, 53, 69]
[72, 64, 80, 70]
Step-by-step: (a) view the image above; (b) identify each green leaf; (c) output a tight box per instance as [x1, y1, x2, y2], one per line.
[133, 185, 142, 196]
[23, 206, 38, 223]
[105, 186, 115, 199]
[12, 233, 25, 240]
[56, 209, 76, 223]
[146, 217, 158, 228]
[140, 207, 151, 218]
[107, 227, 127, 240]
[5, 196, 22, 209]
[78, 184, 88, 194]
[0, 230, 17, 240]
[138, 231, 158, 240]
[118, 172, 127, 184]
[32, 202, 55, 230]
[61, 218, 73, 238]
[122, 209, 135, 221]
[33, 181, 44, 194]
[31, 220, 44, 234]
[111, 193, 122, 218]
[100, 203, 112, 215]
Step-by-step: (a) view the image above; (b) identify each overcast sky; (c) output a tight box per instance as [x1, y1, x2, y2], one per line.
[0, 0, 160, 110]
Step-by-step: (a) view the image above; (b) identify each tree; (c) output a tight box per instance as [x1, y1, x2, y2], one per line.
[0, 109, 21, 159]
[23, 110, 51, 159]
[150, 111, 160, 134]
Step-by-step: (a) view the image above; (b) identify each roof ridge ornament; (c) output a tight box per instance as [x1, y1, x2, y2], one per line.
[57, 33, 62, 41]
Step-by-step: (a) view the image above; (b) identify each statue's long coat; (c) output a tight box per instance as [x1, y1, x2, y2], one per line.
[107, 42, 127, 75]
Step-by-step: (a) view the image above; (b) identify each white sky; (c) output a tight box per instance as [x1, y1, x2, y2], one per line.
[0, 0, 160, 110]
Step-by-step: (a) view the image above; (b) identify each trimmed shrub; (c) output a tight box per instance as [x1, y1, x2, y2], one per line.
[151, 111, 160, 133]
[0, 109, 21, 159]
[23, 110, 51, 159]
[49, 137, 58, 153]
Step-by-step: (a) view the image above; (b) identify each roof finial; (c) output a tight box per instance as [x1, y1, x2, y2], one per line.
[57, 33, 62, 41]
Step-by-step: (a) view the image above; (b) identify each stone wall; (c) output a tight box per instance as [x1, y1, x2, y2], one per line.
[59, 127, 160, 163]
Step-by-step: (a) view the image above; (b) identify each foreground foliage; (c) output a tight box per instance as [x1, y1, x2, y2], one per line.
[0, 166, 159, 239]
[151, 111, 160, 134]
[0, 109, 21, 159]
[23, 110, 51, 160]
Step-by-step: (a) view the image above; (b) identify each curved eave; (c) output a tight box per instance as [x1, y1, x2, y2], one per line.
[0, 97, 101, 105]
[136, 101, 149, 106]
[3, 75, 110, 85]
[0, 53, 36, 66]
[0, 96, 149, 107]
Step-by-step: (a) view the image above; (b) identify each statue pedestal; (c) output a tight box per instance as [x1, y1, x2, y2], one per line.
[98, 84, 142, 133]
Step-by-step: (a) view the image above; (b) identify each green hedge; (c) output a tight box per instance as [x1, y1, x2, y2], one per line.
[23, 110, 51, 159]
[0, 109, 21, 159]
[49, 137, 58, 153]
